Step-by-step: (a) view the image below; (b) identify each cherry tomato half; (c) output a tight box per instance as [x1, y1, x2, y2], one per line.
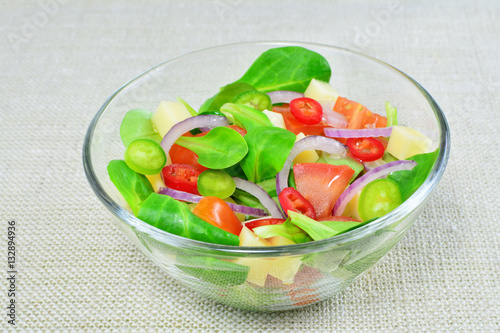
[278, 187, 317, 219]
[192, 196, 243, 235]
[346, 137, 385, 162]
[244, 218, 286, 231]
[161, 163, 202, 195]
[273, 104, 328, 136]
[289, 97, 323, 125]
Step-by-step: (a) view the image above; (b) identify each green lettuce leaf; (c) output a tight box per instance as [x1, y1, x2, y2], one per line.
[107, 160, 154, 215]
[239, 126, 296, 183]
[288, 212, 372, 241]
[388, 148, 440, 200]
[220, 103, 273, 132]
[199, 82, 256, 113]
[119, 109, 162, 147]
[253, 218, 312, 244]
[137, 193, 239, 246]
[175, 126, 249, 169]
[236, 46, 332, 93]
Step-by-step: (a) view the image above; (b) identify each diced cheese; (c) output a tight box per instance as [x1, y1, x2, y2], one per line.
[151, 101, 192, 137]
[342, 191, 362, 220]
[386, 125, 433, 160]
[263, 110, 286, 129]
[293, 133, 319, 164]
[238, 226, 272, 247]
[233, 226, 272, 286]
[267, 235, 295, 246]
[145, 173, 166, 192]
[267, 236, 302, 285]
[233, 257, 273, 287]
[269, 257, 302, 285]
[304, 79, 339, 103]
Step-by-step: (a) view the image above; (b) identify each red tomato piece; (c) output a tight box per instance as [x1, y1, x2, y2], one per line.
[192, 196, 243, 235]
[278, 187, 317, 219]
[273, 104, 328, 136]
[289, 97, 323, 125]
[244, 218, 286, 231]
[346, 137, 385, 162]
[333, 97, 387, 129]
[169, 132, 208, 171]
[227, 125, 247, 136]
[161, 163, 202, 195]
[293, 163, 354, 219]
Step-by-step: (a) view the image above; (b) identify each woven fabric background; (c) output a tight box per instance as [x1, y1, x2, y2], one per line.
[1, 0, 498, 331]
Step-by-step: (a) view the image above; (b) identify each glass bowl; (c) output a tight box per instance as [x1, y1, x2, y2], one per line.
[83, 41, 450, 311]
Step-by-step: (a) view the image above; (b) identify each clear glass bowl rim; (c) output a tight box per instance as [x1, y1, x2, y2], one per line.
[83, 41, 450, 257]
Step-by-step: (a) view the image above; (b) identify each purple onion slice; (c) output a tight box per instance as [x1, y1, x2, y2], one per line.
[160, 115, 228, 157]
[233, 177, 285, 219]
[158, 187, 268, 217]
[324, 126, 393, 138]
[267, 90, 304, 105]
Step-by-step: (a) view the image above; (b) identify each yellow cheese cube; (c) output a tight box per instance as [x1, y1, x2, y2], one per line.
[151, 101, 192, 138]
[386, 125, 433, 160]
[293, 133, 319, 164]
[304, 79, 339, 103]
[342, 191, 362, 220]
[145, 173, 166, 193]
[267, 236, 302, 285]
[233, 226, 272, 286]
[233, 257, 273, 287]
[263, 110, 286, 129]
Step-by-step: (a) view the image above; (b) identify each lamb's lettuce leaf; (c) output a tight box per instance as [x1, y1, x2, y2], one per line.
[107, 160, 154, 215]
[220, 103, 273, 132]
[239, 126, 295, 183]
[288, 212, 371, 241]
[119, 110, 162, 147]
[199, 82, 255, 114]
[253, 218, 312, 244]
[137, 193, 239, 246]
[175, 126, 248, 169]
[388, 148, 440, 200]
[236, 46, 331, 93]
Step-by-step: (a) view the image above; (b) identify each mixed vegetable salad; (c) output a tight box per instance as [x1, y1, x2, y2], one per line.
[108, 46, 439, 252]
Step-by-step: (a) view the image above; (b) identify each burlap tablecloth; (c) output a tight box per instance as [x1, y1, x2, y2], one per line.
[1, 0, 498, 330]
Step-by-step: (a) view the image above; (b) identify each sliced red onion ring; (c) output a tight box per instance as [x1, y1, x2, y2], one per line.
[363, 158, 386, 172]
[233, 177, 285, 219]
[158, 186, 203, 203]
[332, 160, 417, 216]
[158, 187, 268, 217]
[276, 136, 347, 196]
[324, 126, 393, 138]
[322, 108, 348, 128]
[267, 90, 304, 104]
[319, 100, 336, 111]
[160, 115, 228, 156]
